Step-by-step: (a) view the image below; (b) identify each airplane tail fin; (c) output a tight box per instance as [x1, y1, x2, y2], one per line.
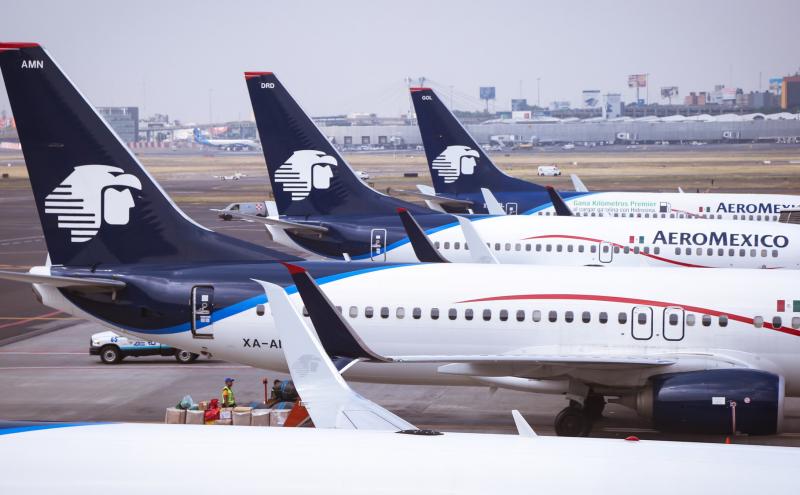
[245, 72, 427, 217]
[410, 87, 542, 195]
[0, 43, 288, 266]
[192, 127, 205, 144]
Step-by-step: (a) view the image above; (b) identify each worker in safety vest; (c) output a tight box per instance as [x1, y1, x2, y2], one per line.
[221, 378, 236, 408]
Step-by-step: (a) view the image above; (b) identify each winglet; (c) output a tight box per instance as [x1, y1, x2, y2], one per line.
[396, 209, 448, 263]
[481, 188, 507, 215]
[253, 278, 415, 431]
[546, 186, 574, 216]
[455, 217, 499, 264]
[570, 174, 589, 193]
[281, 265, 388, 361]
[511, 410, 537, 437]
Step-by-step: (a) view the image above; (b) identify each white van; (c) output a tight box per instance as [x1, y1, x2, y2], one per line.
[537, 165, 561, 176]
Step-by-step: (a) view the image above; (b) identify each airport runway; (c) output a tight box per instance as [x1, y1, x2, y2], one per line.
[3, 146, 800, 443]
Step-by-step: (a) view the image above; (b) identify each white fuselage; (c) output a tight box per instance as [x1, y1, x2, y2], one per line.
[386, 215, 800, 268]
[3, 423, 798, 494]
[37, 263, 800, 397]
[527, 191, 800, 221]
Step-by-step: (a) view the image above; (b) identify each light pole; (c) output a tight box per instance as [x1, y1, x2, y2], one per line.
[537, 77, 541, 107]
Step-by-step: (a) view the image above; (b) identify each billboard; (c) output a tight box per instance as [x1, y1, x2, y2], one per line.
[769, 77, 783, 95]
[479, 87, 496, 100]
[604, 93, 621, 119]
[628, 74, 647, 88]
[582, 90, 601, 108]
[660, 86, 679, 99]
[511, 98, 528, 111]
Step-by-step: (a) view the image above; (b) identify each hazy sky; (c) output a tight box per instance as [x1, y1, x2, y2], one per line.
[1, 0, 798, 123]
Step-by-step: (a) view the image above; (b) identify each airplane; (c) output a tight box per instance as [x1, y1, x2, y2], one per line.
[193, 127, 258, 151]
[410, 87, 800, 219]
[239, 71, 800, 269]
[212, 171, 246, 181]
[3, 277, 799, 494]
[3, 42, 800, 437]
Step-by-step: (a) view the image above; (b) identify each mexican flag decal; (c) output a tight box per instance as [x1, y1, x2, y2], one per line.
[776, 300, 800, 312]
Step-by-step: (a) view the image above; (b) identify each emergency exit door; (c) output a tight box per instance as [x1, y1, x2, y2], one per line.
[631, 306, 653, 340]
[191, 286, 214, 339]
[370, 229, 387, 261]
[598, 241, 613, 263]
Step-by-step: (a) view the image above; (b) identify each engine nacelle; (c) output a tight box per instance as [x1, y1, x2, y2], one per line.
[635, 369, 784, 435]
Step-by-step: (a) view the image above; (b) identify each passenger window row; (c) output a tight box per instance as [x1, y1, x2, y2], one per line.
[535, 211, 779, 221]
[753, 315, 800, 329]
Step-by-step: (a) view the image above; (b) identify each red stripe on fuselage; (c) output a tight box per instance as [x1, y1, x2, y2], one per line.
[456, 293, 800, 337]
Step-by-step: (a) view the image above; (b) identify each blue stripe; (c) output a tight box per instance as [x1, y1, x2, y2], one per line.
[113, 263, 412, 336]
[0, 422, 106, 436]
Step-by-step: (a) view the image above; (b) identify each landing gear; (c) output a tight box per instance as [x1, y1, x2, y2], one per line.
[583, 394, 606, 420]
[554, 405, 592, 437]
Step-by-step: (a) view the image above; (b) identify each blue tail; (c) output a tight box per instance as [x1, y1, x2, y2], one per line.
[192, 127, 207, 144]
[245, 72, 428, 217]
[411, 87, 542, 195]
[0, 43, 292, 266]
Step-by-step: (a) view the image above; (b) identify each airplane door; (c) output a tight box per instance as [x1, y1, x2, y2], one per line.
[505, 202, 518, 215]
[631, 306, 653, 340]
[191, 286, 215, 339]
[662, 307, 685, 341]
[370, 228, 387, 262]
[598, 241, 613, 263]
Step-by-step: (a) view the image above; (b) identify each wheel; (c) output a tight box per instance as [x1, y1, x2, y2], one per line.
[99, 345, 122, 364]
[175, 350, 199, 363]
[555, 406, 592, 437]
[584, 395, 606, 419]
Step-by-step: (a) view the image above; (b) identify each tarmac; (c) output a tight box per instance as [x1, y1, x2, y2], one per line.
[2, 145, 800, 444]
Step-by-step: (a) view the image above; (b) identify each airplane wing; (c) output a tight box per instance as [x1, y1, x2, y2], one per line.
[570, 174, 589, 192]
[455, 217, 499, 264]
[210, 210, 328, 234]
[395, 185, 474, 209]
[254, 278, 416, 431]
[480, 188, 506, 215]
[396, 208, 448, 263]
[0, 270, 126, 292]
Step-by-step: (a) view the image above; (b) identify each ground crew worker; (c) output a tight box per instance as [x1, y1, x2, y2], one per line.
[221, 378, 236, 408]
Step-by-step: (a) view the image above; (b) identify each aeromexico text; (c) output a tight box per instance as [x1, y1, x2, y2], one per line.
[653, 231, 789, 248]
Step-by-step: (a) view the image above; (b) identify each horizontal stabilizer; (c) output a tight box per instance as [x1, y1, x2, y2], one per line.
[397, 208, 448, 263]
[210, 210, 328, 234]
[546, 186, 574, 216]
[255, 278, 415, 431]
[512, 410, 537, 437]
[400, 186, 474, 208]
[0, 270, 125, 291]
[480, 188, 506, 215]
[456, 217, 499, 264]
[570, 174, 589, 193]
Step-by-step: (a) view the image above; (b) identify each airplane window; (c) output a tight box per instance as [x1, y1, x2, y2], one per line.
[302, 306, 309, 317]
[464, 243, 469, 250]
[773, 215, 778, 221]
[792, 317, 800, 329]
[753, 316, 763, 328]
[546, 244, 552, 252]
[499, 309, 508, 321]
[686, 314, 695, 326]
[761, 249, 767, 257]
[618, 312, 627, 324]
[644, 213, 650, 218]
[749, 215, 754, 220]
[567, 245, 574, 253]
[454, 242, 460, 250]
[556, 245, 563, 253]
[602, 245, 609, 253]
[536, 244, 542, 252]
[525, 244, 532, 251]
[633, 246, 640, 255]
[349, 306, 358, 318]
[578, 245, 585, 253]
[465, 308, 473, 321]
[548, 311, 557, 323]
[643, 246, 650, 254]
[515, 243, 521, 251]
[582, 311, 590, 323]
[773, 316, 782, 328]
[728, 248, 735, 256]
[757, 215, 762, 221]
[430, 308, 439, 320]
[483, 309, 492, 321]
[412, 307, 421, 319]
[706, 248, 713, 256]
[675, 247, 681, 255]
[396, 307, 405, 319]
[695, 248, 702, 256]
[750, 249, 756, 257]
[614, 246, 620, 254]
[380, 307, 389, 319]
[733, 215, 738, 220]
[739, 249, 745, 257]
[624, 246, 630, 254]
[717, 248, 724, 256]
[494, 243, 501, 251]
[599, 312, 608, 324]
[670, 213, 675, 218]
[719, 315, 728, 327]
[444, 242, 450, 250]
[772, 250, 778, 258]
[564, 311, 574, 323]
[668, 313, 678, 325]
[637, 313, 647, 325]
[590, 245, 597, 253]
[701, 314, 711, 327]
[448, 308, 457, 320]
[516, 310, 525, 322]
[365, 306, 374, 318]
[504, 243, 511, 251]
[434, 242, 440, 249]
[614, 213, 620, 217]
[532, 310, 541, 322]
